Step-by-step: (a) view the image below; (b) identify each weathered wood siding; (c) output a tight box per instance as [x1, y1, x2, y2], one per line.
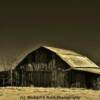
[14, 47, 70, 87]
[68, 70, 86, 88]
[13, 47, 100, 89]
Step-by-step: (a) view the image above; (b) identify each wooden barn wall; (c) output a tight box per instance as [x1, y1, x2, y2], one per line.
[13, 48, 100, 89]
[68, 70, 87, 88]
[14, 48, 70, 87]
[69, 70, 100, 89]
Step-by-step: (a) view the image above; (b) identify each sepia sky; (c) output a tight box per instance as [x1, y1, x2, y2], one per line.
[0, 1, 100, 63]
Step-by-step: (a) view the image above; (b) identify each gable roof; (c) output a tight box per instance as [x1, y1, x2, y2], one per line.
[43, 46, 98, 68]
[43, 46, 100, 74]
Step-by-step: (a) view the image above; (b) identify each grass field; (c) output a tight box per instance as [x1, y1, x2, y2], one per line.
[0, 87, 100, 100]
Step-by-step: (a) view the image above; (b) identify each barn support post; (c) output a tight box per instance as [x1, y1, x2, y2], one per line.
[64, 69, 71, 87]
[21, 70, 24, 86]
[10, 69, 13, 86]
[2, 78, 5, 87]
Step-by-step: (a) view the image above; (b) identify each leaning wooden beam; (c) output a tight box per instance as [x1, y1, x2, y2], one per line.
[64, 68, 72, 72]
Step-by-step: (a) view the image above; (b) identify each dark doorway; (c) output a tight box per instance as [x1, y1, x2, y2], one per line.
[85, 74, 92, 89]
[32, 71, 52, 87]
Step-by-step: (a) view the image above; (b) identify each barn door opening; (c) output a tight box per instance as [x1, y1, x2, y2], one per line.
[85, 74, 92, 89]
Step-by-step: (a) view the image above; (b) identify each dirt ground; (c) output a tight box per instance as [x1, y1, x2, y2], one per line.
[0, 87, 100, 100]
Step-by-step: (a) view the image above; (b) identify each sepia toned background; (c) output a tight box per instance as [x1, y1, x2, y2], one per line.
[0, 1, 100, 64]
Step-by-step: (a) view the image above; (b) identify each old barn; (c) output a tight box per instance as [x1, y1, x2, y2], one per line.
[0, 46, 100, 89]
[11, 46, 100, 89]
